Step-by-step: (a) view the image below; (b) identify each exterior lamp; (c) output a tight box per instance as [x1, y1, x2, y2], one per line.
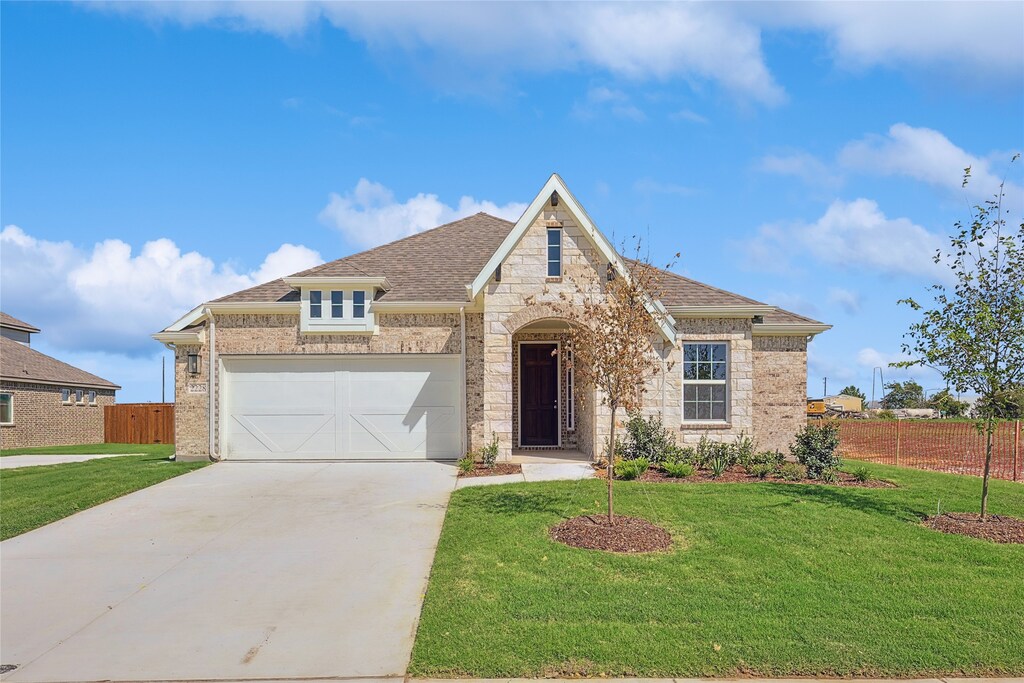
[187, 353, 202, 376]
[607, 263, 616, 281]
[550, 191, 559, 207]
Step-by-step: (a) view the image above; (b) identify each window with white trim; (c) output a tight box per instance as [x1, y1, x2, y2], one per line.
[331, 290, 344, 318]
[682, 342, 728, 421]
[75, 388, 85, 405]
[61, 388, 72, 404]
[88, 390, 97, 405]
[547, 227, 562, 277]
[353, 291, 365, 318]
[0, 393, 12, 425]
[310, 290, 323, 318]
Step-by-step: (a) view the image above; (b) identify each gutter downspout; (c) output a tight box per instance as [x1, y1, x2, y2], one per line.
[206, 307, 221, 461]
[460, 306, 467, 457]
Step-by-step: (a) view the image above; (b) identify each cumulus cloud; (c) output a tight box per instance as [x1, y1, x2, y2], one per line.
[318, 178, 526, 249]
[0, 225, 322, 355]
[757, 151, 843, 189]
[840, 123, 1022, 201]
[827, 287, 862, 315]
[742, 198, 948, 280]
[572, 86, 647, 122]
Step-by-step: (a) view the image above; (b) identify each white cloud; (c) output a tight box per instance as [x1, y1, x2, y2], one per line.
[757, 151, 843, 189]
[840, 123, 1022, 201]
[0, 225, 322, 355]
[743, 198, 948, 280]
[572, 86, 647, 122]
[669, 109, 709, 125]
[827, 287, 862, 315]
[89, 2, 785, 104]
[318, 178, 526, 249]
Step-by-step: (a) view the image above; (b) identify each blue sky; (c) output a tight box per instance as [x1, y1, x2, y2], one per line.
[2, 1, 1022, 403]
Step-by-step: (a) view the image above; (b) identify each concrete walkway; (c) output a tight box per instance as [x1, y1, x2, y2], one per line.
[0, 452, 143, 469]
[0, 461, 456, 682]
[456, 461, 594, 489]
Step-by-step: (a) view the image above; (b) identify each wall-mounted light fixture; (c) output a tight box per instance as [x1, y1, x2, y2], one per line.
[494, 263, 502, 282]
[187, 353, 202, 376]
[550, 191, 559, 207]
[607, 263, 616, 281]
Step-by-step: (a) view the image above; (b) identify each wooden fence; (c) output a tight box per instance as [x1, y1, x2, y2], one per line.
[104, 403, 175, 444]
[837, 419, 1021, 481]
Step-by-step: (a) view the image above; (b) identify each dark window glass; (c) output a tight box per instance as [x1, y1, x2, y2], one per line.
[547, 228, 561, 276]
[331, 291, 344, 318]
[310, 290, 322, 319]
[353, 291, 366, 318]
[682, 343, 728, 421]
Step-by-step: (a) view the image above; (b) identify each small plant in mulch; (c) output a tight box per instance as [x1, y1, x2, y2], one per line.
[662, 461, 694, 478]
[457, 433, 523, 477]
[924, 512, 1024, 544]
[550, 514, 672, 553]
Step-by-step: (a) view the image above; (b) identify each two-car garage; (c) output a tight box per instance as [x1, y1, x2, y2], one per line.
[219, 355, 462, 461]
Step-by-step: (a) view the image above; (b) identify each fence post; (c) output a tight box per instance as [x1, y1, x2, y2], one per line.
[895, 419, 901, 466]
[1015, 420, 1020, 482]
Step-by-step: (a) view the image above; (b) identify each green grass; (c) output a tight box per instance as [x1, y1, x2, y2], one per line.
[410, 463, 1024, 677]
[1, 443, 174, 457]
[0, 453, 206, 539]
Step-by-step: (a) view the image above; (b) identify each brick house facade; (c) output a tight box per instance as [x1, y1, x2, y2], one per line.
[157, 175, 828, 462]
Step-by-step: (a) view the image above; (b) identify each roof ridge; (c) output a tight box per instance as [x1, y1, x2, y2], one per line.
[625, 259, 768, 307]
[0, 336, 120, 389]
[293, 212, 513, 278]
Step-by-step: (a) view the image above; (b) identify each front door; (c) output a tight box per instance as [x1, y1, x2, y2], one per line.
[520, 343, 559, 446]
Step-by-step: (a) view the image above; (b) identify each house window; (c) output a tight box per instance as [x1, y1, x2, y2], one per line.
[75, 389, 85, 405]
[61, 388, 72, 404]
[310, 290, 322, 318]
[547, 227, 562, 277]
[0, 393, 12, 425]
[682, 342, 728, 421]
[353, 291, 366, 318]
[331, 290, 344, 318]
[88, 390, 97, 405]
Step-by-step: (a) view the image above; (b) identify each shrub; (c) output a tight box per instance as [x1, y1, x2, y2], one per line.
[747, 463, 774, 479]
[852, 466, 872, 482]
[663, 461, 695, 478]
[877, 409, 897, 420]
[819, 467, 839, 484]
[779, 462, 806, 481]
[616, 457, 649, 480]
[733, 432, 756, 466]
[709, 454, 729, 478]
[457, 456, 474, 474]
[672, 446, 699, 465]
[622, 412, 677, 463]
[790, 421, 842, 479]
[695, 436, 737, 469]
[479, 432, 499, 468]
[743, 449, 784, 475]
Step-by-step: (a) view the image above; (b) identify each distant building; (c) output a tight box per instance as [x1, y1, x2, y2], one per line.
[0, 312, 120, 449]
[807, 393, 863, 415]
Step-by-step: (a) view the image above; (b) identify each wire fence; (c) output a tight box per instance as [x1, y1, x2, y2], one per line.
[835, 419, 1021, 481]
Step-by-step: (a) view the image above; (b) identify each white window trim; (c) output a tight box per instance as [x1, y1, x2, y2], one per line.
[61, 388, 72, 405]
[516, 340, 562, 448]
[681, 341, 730, 424]
[88, 390, 97, 406]
[75, 388, 85, 405]
[330, 290, 344, 319]
[300, 287, 376, 334]
[547, 227, 562, 278]
[0, 392, 13, 425]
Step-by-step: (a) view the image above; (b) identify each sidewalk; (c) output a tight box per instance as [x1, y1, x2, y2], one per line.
[456, 462, 594, 489]
[0, 453, 141, 469]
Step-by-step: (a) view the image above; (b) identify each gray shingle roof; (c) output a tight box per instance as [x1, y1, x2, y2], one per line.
[0, 312, 40, 333]
[210, 212, 823, 327]
[0, 336, 120, 389]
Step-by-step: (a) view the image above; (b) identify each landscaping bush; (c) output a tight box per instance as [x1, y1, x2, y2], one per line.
[820, 467, 840, 484]
[779, 462, 806, 481]
[616, 457, 650, 480]
[662, 461, 695, 478]
[669, 446, 699, 466]
[790, 421, 842, 479]
[621, 412, 677, 463]
[853, 466, 872, 482]
[743, 449, 784, 475]
[709, 454, 729, 479]
[479, 433, 499, 468]
[747, 463, 774, 479]
[733, 432, 756, 466]
[877, 409, 897, 420]
[695, 436, 737, 469]
[457, 456, 474, 474]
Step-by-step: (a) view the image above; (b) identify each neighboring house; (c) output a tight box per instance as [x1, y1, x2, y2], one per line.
[155, 175, 830, 462]
[0, 312, 120, 449]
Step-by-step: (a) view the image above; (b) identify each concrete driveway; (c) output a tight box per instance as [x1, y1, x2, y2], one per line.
[0, 461, 456, 682]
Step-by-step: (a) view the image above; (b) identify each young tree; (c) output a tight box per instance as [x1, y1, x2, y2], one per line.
[551, 245, 675, 525]
[838, 385, 866, 405]
[881, 380, 926, 409]
[896, 156, 1024, 518]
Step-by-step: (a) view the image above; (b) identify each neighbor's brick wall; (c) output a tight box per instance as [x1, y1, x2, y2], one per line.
[0, 381, 114, 449]
[752, 335, 808, 454]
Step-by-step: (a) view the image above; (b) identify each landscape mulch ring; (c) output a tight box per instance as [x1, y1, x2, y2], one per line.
[459, 462, 523, 478]
[925, 512, 1024, 544]
[550, 514, 673, 553]
[635, 465, 898, 488]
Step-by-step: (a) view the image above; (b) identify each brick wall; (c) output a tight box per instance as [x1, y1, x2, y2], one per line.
[752, 335, 808, 454]
[0, 381, 115, 449]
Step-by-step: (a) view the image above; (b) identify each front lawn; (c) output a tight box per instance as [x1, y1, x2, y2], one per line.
[0, 453, 206, 539]
[410, 463, 1024, 677]
[1, 442, 174, 457]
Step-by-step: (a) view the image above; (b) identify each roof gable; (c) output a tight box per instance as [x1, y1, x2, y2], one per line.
[0, 311, 40, 334]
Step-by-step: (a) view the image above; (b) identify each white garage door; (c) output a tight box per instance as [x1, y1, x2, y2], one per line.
[221, 356, 461, 460]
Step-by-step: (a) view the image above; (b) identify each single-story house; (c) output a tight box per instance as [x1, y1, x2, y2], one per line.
[155, 175, 829, 462]
[1, 312, 120, 449]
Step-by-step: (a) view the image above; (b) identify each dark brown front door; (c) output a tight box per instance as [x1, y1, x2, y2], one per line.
[520, 343, 559, 446]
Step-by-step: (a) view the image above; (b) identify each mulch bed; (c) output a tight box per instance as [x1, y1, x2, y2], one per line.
[458, 462, 523, 478]
[924, 512, 1024, 544]
[550, 514, 672, 553]
[633, 465, 898, 488]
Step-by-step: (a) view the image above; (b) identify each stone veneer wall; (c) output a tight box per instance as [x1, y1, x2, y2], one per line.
[172, 312, 487, 459]
[0, 381, 115, 449]
[752, 335, 808, 454]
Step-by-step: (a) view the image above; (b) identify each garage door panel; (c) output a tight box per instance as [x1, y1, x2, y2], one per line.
[222, 356, 460, 460]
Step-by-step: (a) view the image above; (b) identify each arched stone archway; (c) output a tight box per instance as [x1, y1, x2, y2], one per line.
[502, 303, 566, 334]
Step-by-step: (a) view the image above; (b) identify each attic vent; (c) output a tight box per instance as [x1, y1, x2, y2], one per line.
[550, 190, 559, 207]
[753, 315, 764, 324]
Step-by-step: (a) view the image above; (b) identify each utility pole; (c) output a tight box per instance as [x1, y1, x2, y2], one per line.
[823, 377, 828, 397]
